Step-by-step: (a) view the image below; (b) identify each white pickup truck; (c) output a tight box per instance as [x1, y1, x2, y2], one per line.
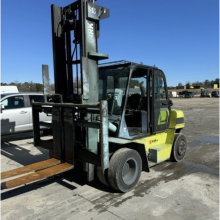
[1, 92, 51, 135]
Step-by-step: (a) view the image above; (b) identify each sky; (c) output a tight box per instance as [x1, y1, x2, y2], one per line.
[1, 0, 219, 87]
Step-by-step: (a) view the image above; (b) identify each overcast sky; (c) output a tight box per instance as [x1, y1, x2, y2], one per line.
[1, 0, 219, 86]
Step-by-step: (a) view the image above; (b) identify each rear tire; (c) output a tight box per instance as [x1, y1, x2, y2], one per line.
[108, 148, 142, 192]
[170, 133, 187, 162]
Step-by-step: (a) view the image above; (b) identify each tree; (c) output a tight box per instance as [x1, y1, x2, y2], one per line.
[12, 80, 23, 91]
[1, 82, 8, 86]
[185, 81, 191, 88]
[50, 83, 55, 92]
[178, 82, 183, 86]
[22, 82, 30, 91]
[192, 81, 203, 87]
[35, 83, 43, 92]
[204, 79, 210, 88]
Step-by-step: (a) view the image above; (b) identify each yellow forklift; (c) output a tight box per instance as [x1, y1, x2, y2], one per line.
[1, 0, 187, 192]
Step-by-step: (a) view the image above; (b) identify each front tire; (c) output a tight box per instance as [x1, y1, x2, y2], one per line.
[107, 148, 142, 192]
[170, 133, 187, 162]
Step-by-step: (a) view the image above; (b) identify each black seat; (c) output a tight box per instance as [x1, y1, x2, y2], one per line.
[127, 94, 142, 110]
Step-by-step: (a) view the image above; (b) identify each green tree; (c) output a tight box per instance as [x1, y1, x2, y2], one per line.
[204, 79, 210, 88]
[192, 81, 203, 87]
[185, 81, 191, 88]
[1, 82, 8, 86]
[35, 83, 43, 92]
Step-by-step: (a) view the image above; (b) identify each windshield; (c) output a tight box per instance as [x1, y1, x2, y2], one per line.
[99, 64, 130, 115]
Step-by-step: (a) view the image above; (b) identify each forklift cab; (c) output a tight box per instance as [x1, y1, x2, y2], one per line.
[99, 61, 172, 140]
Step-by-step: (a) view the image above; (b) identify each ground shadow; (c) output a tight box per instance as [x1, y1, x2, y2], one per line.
[1, 168, 115, 200]
[1, 141, 49, 166]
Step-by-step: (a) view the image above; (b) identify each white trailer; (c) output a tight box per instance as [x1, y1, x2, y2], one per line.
[0, 86, 19, 94]
[169, 91, 178, 97]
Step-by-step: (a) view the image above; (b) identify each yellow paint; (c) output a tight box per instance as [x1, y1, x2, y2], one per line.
[158, 109, 169, 125]
[169, 109, 185, 129]
[213, 84, 218, 89]
[133, 133, 173, 163]
[132, 109, 185, 164]
[149, 144, 172, 163]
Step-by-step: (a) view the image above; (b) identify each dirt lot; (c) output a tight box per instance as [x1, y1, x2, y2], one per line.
[1, 98, 219, 220]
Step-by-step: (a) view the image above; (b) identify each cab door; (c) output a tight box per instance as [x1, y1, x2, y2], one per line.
[152, 69, 172, 133]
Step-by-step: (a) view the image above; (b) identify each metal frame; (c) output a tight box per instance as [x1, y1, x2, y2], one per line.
[32, 100, 109, 171]
[33, 0, 110, 181]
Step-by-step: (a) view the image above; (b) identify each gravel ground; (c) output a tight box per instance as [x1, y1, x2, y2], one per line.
[1, 97, 219, 220]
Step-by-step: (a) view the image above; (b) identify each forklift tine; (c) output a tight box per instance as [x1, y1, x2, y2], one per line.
[1, 158, 60, 180]
[1, 163, 74, 189]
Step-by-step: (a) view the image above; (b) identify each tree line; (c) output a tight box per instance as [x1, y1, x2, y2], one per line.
[1, 78, 219, 92]
[1, 81, 55, 92]
[178, 78, 219, 88]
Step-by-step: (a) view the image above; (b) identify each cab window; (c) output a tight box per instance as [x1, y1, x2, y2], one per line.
[29, 95, 44, 104]
[1, 96, 25, 109]
[154, 77, 166, 100]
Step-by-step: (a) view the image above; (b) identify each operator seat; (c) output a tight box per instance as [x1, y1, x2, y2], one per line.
[127, 93, 143, 110]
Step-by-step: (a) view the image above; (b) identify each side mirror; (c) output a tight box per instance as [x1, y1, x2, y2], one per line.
[1, 104, 5, 112]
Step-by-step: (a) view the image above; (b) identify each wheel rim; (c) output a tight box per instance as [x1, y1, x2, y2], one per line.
[122, 157, 138, 185]
[178, 140, 186, 156]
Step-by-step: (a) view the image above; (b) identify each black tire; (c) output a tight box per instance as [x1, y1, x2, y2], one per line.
[107, 148, 142, 192]
[170, 133, 187, 162]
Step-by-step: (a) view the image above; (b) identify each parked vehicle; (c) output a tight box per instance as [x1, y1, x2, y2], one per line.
[179, 91, 194, 98]
[201, 89, 211, 97]
[211, 91, 219, 97]
[169, 91, 178, 97]
[1, 86, 18, 94]
[179, 90, 188, 95]
[1, 92, 51, 136]
[184, 91, 194, 98]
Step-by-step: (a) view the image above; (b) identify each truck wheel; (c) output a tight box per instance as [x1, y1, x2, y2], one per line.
[170, 133, 187, 162]
[108, 148, 142, 192]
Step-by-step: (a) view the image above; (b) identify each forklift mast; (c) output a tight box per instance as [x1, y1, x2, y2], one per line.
[51, 0, 109, 103]
[31, 0, 110, 182]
